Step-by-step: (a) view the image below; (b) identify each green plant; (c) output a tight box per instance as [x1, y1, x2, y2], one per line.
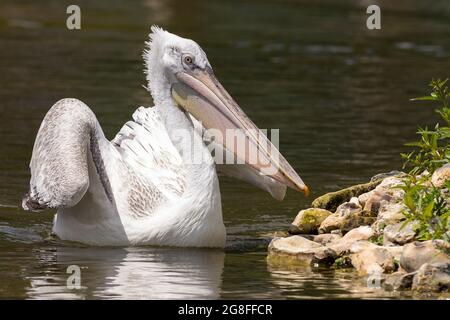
[398, 177, 449, 241]
[399, 79, 450, 243]
[401, 79, 450, 175]
[333, 256, 352, 269]
[369, 234, 384, 245]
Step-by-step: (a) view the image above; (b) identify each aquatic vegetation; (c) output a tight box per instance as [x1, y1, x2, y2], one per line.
[400, 79, 450, 242]
[401, 79, 450, 175]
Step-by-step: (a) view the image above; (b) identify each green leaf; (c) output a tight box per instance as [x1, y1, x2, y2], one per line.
[423, 201, 434, 219]
[404, 192, 416, 212]
[410, 96, 437, 101]
[405, 142, 424, 148]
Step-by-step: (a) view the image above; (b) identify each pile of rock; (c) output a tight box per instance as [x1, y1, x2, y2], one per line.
[268, 171, 450, 295]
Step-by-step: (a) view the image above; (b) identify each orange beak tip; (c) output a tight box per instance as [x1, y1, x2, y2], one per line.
[303, 185, 310, 197]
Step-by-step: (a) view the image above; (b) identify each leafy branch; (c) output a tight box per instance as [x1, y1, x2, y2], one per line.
[401, 79, 450, 175]
[400, 79, 450, 242]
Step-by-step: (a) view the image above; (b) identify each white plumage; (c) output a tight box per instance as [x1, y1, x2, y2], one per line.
[24, 97, 225, 247]
[22, 26, 308, 247]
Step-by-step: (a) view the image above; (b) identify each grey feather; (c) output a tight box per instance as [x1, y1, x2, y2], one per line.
[22, 99, 107, 211]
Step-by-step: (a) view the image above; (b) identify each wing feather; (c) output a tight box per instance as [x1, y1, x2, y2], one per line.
[23, 99, 100, 211]
[112, 107, 186, 218]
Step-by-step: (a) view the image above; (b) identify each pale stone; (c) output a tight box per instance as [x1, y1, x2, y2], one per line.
[349, 241, 397, 275]
[267, 236, 328, 265]
[318, 201, 375, 234]
[313, 233, 341, 246]
[431, 163, 450, 188]
[374, 176, 406, 201]
[372, 202, 406, 233]
[412, 262, 450, 293]
[363, 190, 392, 214]
[400, 240, 450, 273]
[358, 190, 374, 208]
[289, 208, 333, 235]
[328, 226, 374, 255]
[382, 271, 416, 291]
[383, 221, 418, 245]
[371, 171, 405, 182]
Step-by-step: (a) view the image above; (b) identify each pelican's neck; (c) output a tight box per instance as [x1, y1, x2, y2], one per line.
[148, 70, 206, 159]
[146, 48, 222, 213]
[154, 91, 222, 223]
[154, 91, 209, 166]
[152, 84, 218, 193]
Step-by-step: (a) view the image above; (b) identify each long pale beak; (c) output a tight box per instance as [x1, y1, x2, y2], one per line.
[171, 67, 309, 195]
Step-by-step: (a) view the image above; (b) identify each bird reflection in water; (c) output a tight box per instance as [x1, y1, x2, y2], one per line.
[26, 246, 224, 299]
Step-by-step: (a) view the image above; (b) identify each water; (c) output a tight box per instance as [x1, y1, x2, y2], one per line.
[0, 0, 449, 299]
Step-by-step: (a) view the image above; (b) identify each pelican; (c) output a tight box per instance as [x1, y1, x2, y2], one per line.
[22, 27, 308, 247]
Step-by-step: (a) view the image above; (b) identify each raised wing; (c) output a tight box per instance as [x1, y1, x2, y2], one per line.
[22, 98, 111, 211]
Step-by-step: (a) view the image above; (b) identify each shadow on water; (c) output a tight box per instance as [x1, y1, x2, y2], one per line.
[0, 0, 449, 298]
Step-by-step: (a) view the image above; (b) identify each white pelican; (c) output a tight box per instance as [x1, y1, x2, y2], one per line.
[22, 26, 308, 247]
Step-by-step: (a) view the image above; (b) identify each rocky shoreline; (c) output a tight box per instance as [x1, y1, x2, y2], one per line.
[268, 171, 450, 297]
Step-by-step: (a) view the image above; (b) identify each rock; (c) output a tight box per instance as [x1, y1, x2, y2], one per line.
[267, 236, 332, 265]
[374, 176, 406, 201]
[268, 236, 322, 255]
[336, 200, 362, 215]
[431, 163, 450, 188]
[341, 212, 376, 233]
[330, 229, 343, 235]
[371, 171, 405, 182]
[349, 241, 397, 275]
[357, 190, 373, 208]
[372, 202, 406, 233]
[313, 233, 341, 246]
[376, 175, 405, 190]
[400, 240, 450, 273]
[311, 247, 338, 266]
[412, 262, 450, 293]
[383, 245, 404, 262]
[311, 179, 382, 212]
[383, 221, 418, 245]
[328, 226, 374, 255]
[288, 208, 333, 235]
[383, 271, 416, 291]
[349, 197, 360, 205]
[363, 190, 392, 214]
[417, 170, 431, 179]
[318, 200, 375, 234]
[318, 213, 342, 234]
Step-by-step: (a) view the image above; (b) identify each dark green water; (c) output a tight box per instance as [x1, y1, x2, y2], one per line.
[0, 0, 449, 299]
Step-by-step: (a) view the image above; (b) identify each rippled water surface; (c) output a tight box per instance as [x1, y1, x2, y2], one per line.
[0, 0, 449, 299]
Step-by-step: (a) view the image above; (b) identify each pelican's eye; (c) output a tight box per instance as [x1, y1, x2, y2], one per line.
[183, 55, 194, 65]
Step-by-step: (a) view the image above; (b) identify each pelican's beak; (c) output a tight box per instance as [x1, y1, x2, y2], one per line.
[171, 67, 309, 195]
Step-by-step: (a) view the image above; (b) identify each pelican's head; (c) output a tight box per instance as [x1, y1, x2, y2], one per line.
[144, 26, 309, 197]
